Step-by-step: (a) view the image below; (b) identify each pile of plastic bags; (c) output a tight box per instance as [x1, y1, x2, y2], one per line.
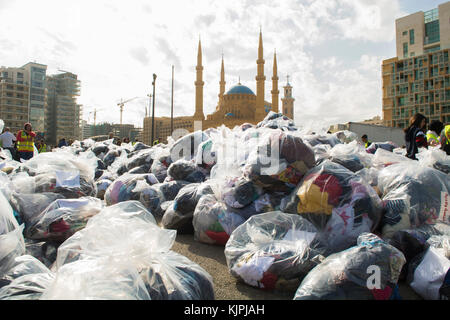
[0, 110, 449, 300]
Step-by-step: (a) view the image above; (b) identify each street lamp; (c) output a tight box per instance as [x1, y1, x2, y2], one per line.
[151, 73, 156, 145]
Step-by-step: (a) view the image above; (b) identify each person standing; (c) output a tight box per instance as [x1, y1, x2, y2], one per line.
[0, 127, 17, 159]
[361, 134, 371, 148]
[426, 120, 444, 147]
[38, 139, 47, 153]
[58, 138, 67, 148]
[440, 124, 450, 155]
[16, 123, 36, 161]
[404, 113, 428, 160]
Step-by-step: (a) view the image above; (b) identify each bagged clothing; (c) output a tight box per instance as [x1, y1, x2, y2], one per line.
[408, 235, 450, 300]
[95, 179, 112, 200]
[243, 130, 316, 193]
[377, 162, 450, 232]
[0, 191, 26, 278]
[282, 160, 383, 252]
[366, 141, 398, 154]
[0, 255, 55, 300]
[25, 239, 59, 269]
[139, 250, 214, 300]
[139, 180, 189, 220]
[256, 111, 296, 131]
[104, 173, 159, 205]
[195, 139, 216, 169]
[193, 178, 273, 245]
[167, 159, 206, 183]
[9, 192, 66, 230]
[225, 211, 327, 292]
[41, 256, 151, 300]
[169, 130, 208, 162]
[161, 183, 214, 233]
[25, 197, 104, 242]
[293, 233, 406, 300]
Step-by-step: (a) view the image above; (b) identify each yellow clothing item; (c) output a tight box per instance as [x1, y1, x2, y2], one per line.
[297, 180, 334, 215]
[17, 131, 35, 152]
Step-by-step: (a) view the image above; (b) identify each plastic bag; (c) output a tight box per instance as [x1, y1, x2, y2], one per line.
[104, 173, 159, 205]
[166, 160, 206, 183]
[416, 147, 450, 174]
[193, 178, 272, 245]
[282, 160, 383, 252]
[25, 197, 104, 242]
[377, 162, 450, 232]
[95, 179, 112, 200]
[139, 250, 215, 300]
[293, 233, 406, 300]
[256, 111, 296, 131]
[0, 191, 26, 277]
[9, 192, 65, 230]
[41, 256, 151, 300]
[0, 255, 55, 300]
[169, 130, 208, 162]
[224, 211, 327, 292]
[161, 183, 214, 233]
[366, 141, 398, 154]
[409, 235, 450, 300]
[139, 180, 189, 220]
[25, 239, 59, 269]
[243, 130, 316, 193]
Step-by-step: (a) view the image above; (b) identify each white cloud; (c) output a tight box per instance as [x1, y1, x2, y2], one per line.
[0, 0, 407, 129]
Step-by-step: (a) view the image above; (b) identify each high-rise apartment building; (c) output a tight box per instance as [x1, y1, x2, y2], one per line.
[22, 62, 48, 134]
[0, 66, 30, 133]
[46, 72, 82, 145]
[383, 2, 450, 127]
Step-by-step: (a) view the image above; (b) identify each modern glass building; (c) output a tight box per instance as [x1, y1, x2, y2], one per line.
[383, 2, 450, 127]
[22, 62, 47, 135]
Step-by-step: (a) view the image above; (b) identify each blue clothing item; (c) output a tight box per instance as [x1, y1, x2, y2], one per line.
[58, 140, 68, 148]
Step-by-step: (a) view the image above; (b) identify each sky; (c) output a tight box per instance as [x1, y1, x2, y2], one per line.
[0, 0, 446, 129]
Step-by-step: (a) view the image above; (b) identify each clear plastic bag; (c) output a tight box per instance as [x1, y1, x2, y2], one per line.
[139, 250, 214, 300]
[256, 111, 296, 131]
[224, 211, 327, 292]
[243, 130, 316, 193]
[282, 160, 383, 252]
[377, 162, 450, 231]
[408, 235, 450, 300]
[161, 182, 214, 233]
[104, 173, 159, 205]
[193, 177, 273, 245]
[293, 233, 406, 300]
[0, 255, 55, 300]
[139, 180, 189, 220]
[9, 192, 65, 230]
[0, 191, 26, 278]
[25, 239, 59, 269]
[366, 141, 398, 154]
[169, 130, 208, 162]
[416, 147, 450, 174]
[25, 197, 104, 242]
[41, 256, 151, 300]
[166, 159, 206, 183]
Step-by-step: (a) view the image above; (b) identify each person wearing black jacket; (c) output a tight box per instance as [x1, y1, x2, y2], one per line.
[404, 113, 428, 160]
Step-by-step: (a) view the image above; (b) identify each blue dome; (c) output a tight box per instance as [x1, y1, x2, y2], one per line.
[226, 84, 255, 95]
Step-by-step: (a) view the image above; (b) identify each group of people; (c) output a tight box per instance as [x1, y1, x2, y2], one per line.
[0, 123, 47, 162]
[404, 113, 450, 160]
[361, 113, 450, 160]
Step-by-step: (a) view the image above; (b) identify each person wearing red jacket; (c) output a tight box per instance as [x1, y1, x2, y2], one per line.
[16, 122, 36, 161]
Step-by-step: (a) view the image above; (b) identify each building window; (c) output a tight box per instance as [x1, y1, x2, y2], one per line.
[403, 43, 408, 58]
[402, 31, 408, 36]
[409, 29, 414, 45]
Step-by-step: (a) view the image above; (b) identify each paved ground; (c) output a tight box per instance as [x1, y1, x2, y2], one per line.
[170, 233, 423, 300]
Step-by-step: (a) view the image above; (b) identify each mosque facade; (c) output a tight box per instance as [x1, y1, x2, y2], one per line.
[143, 30, 295, 145]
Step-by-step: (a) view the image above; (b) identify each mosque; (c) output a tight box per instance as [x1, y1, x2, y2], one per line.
[143, 30, 295, 145]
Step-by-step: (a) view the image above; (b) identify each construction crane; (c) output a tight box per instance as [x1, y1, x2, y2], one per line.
[88, 108, 106, 126]
[117, 97, 139, 125]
